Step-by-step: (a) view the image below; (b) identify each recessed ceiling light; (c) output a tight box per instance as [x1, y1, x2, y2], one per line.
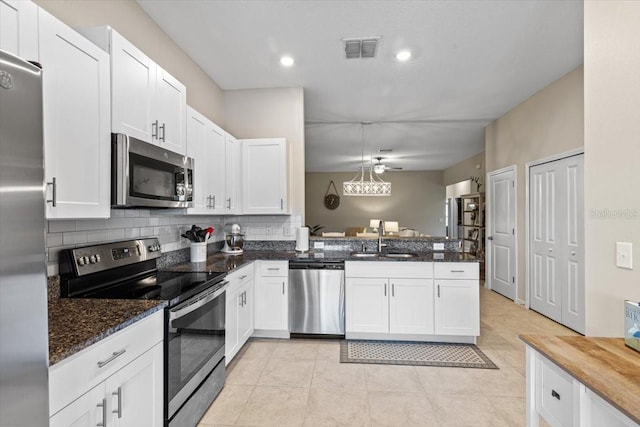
[395, 50, 412, 62]
[280, 56, 295, 67]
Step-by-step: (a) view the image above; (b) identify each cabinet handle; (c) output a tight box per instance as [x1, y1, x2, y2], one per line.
[267, 267, 280, 271]
[450, 270, 465, 273]
[281, 198, 283, 210]
[227, 198, 231, 209]
[243, 291, 247, 305]
[152, 120, 158, 139]
[239, 275, 247, 280]
[46, 177, 57, 207]
[392, 283, 395, 297]
[212, 195, 216, 209]
[282, 281, 285, 295]
[384, 283, 387, 296]
[159, 123, 166, 142]
[437, 285, 440, 298]
[112, 386, 122, 418]
[97, 398, 107, 427]
[97, 349, 126, 368]
[551, 389, 560, 400]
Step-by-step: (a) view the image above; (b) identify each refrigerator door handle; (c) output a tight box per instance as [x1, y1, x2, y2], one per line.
[46, 177, 57, 207]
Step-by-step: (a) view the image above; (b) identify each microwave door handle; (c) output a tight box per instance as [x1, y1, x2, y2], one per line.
[169, 284, 226, 321]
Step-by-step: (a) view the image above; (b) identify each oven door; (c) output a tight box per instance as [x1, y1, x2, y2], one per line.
[166, 284, 225, 419]
[112, 133, 193, 208]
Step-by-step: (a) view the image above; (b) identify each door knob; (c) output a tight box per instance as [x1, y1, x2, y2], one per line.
[548, 248, 553, 252]
[488, 236, 493, 241]
[571, 251, 576, 256]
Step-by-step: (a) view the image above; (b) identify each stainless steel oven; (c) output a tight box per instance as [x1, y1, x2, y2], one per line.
[58, 238, 228, 427]
[167, 283, 226, 427]
[112, 133, 194, 208]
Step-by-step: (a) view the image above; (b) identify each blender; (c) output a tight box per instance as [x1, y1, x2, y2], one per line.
[221, 223, 244, 255]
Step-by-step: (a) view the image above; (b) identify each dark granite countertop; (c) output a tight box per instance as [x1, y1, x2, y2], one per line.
[48, 277, 166, 366]
[161, 250, 479, 273]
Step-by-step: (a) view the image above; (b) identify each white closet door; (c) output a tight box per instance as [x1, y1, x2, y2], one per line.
[529, 154, 584, 333]
[488, 168, 516, 300]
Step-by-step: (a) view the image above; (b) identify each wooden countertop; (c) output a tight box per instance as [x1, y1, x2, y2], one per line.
[520, 335, 640, 424]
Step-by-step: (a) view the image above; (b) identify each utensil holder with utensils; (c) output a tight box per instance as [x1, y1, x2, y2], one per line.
[190, 242, 207, 263]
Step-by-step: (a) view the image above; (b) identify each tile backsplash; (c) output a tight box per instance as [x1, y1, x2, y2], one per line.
[46, 209, 302, 276]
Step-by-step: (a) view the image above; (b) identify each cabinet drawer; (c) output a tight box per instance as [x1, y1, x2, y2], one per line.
[536, 355, 575, 427]
[434, 262, 479, 279]
[259, 261, 288, 276]
[345, 261, 432, 278]
[49, 310, 163, 416]
[227, 262, 255, 292]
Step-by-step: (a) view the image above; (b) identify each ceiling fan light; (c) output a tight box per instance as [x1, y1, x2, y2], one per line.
[373, 164, 386, 174]
[280, 55, 295, 67]
[395, 50, 412, 62]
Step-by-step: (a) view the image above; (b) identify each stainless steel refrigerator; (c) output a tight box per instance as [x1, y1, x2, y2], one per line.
[0, 50, 49, 426]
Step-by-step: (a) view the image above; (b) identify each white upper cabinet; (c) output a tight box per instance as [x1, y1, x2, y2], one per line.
[224, 132, 242, 214]
[80, 27, 187, 155]
[186, 107, 225, 214]
[39, 9, 110, 219]
[0, 0, 38, 60]
[242, 138, 288, 214]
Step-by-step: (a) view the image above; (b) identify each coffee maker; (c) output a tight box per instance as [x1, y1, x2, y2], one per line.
[221, 223, 244, 255]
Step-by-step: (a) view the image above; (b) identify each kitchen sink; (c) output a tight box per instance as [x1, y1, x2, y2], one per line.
[382, 253, 419, 258]
[349, 252, 380, 258]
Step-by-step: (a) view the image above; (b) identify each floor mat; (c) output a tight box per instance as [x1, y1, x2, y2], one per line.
[340, 340, 498, 369]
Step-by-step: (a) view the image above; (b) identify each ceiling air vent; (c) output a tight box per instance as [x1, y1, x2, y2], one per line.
[343, 37, 380, 59]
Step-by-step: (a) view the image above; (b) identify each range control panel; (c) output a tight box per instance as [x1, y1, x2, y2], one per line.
[69, 238, 162, 276]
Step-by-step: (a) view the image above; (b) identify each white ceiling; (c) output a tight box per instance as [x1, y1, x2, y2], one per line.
[138, 0, 584, 172]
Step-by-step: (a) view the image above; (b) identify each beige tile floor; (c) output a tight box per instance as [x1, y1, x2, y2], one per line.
[199, 286, 577, 427]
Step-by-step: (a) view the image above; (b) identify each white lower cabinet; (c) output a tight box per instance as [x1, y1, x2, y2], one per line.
[49, 311, 163, 427]
[254, 261, 289, 336]
[225, 263, 254, 365]
[345, 262, 434, 338]
[433, 263, 480, 336]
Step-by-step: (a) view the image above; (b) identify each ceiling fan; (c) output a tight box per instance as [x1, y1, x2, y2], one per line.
[372, 157, 403, 174]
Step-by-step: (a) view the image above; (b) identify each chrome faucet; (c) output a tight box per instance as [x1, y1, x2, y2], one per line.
[377, 220, 386, 252]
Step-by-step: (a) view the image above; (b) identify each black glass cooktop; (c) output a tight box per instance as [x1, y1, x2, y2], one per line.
[77, 271, 227, 303]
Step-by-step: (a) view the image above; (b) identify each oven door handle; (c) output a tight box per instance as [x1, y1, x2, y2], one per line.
[169, 282, 227, 321]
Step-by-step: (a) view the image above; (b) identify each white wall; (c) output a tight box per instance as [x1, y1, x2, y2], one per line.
[584, 1, 640, 336]
[305, 171, 445, 236]
[443, 152, 485, 188]
[223, 88, 306, 217]
[34, 0, 225, 124]
[485, 66, 584, 300]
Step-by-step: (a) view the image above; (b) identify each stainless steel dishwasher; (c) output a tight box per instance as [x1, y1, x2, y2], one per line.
[288, 260, 345, 336]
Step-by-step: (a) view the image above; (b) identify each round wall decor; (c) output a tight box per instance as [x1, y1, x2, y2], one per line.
[324, 180, 340, 210]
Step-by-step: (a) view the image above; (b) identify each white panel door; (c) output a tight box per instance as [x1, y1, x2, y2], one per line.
[346, 278, 389, 333]
[237, 279, 255, 346]
[530, 163, 562, 321]
[40, 10, 110, 219]
[560, 155, 584, 333]
[389, 278, 434, 334]
[529, 154, 584, 333]
[105, 342, 163, 427]
[206, 122, 226, 212]
[186, 107, 208, 212]
[0, 0, 38, 60]
[255, 276, 288, 331]
[434, 279, 480, 336]
[110, 30, 155, 142]
[488, 168, 516, 300]
[155, 67, 186, 155]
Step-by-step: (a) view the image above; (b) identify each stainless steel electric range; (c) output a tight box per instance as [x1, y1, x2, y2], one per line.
[59, 238, 227, 427]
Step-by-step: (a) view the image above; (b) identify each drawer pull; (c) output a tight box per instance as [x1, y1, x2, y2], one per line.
[97, 349, 126, 368]
[239, 275, 248, 280]
[551, 389, 561, 400]
[450, 270, 465, 273]
[267, 267, 280, 271]
[97, 398, 107, 426]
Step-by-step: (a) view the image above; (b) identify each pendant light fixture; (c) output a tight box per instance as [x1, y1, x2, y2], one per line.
[343, 122, 391, 196]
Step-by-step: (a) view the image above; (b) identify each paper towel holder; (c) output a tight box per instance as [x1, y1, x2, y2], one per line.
[295, 226, 310, 252]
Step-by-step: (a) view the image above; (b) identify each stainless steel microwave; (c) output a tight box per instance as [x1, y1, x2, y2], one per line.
[112, 133, 194, 208]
